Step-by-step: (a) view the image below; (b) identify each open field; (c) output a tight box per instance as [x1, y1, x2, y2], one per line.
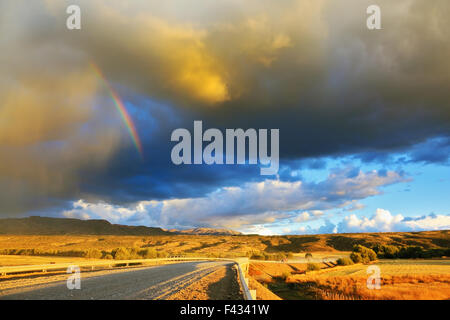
[0, 255, 95, 267]
[0, 230, 448, 300]
[289, 252, 350, 263]
[0, 229, 447, 260]
[250, 259, 450, 300]
[310, 259, 450, 277]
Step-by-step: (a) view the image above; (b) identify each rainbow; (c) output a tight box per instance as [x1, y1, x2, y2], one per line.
[90, 62, 143, 159]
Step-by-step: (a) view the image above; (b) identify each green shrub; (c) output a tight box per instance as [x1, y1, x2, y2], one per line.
[156, 251, 168, 258]
[373, 245, 448, 259]
[85, 249, 103, 259]
[337, 257, 354, 266]
[128, 247, 140, 259]
[352, 245, 377, 263]
[368, 250, 377, 261]
[139, 248, 157, 259]
[249, 252, 260, 259]
[305, 253, 313, 260]
[306, 263, 321, 271]
[380, 245, 400, 258]
[350, 252, 363, 263]
[58, 250, 86, 257]
[112, 247, 130, 260]
[250, 251, 266, 260]
[270, 252, 287, 261]
[398, 246, 425, 259]
[248, 250, 293, 261]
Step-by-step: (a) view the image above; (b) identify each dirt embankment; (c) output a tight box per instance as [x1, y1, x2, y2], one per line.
[167, 264, 244, 300]
[248, 277, 282, 300]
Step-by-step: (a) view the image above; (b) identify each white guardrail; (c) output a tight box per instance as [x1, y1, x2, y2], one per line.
[233, 258, 256, 300]
[0, 256, 256, 300]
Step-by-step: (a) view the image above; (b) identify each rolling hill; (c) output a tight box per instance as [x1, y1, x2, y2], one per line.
[170, 228, 242, 236]
[0, 216, 171, 236]
[0, 217, 447, 256]
[0, 216, 242, 237]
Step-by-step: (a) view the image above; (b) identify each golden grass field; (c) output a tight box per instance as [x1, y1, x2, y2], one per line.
[0, 229, 447, 259]
[313, 259, 450, 277]
[0, 235, 264, 258]
[250, 259, 450, 300]
[0, 232, 448, 300]
[0, 255, 94, 267]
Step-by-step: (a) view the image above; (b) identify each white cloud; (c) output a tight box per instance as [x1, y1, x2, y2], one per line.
[311, 210, 324, 216]
[240, 225, 278, 236]
[294, 210, 324, 223]
[335, 209, 450, 233]
[344, 201, 366, 212]
[63, 199, 154, 225]
[60, 168, 405, 230]
[294, 212, 311, 222]
[403, 214, 450, 231]
[338, 208, 405, 233]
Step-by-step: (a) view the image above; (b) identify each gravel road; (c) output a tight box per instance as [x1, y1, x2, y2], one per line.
[0, 261, 233, 300]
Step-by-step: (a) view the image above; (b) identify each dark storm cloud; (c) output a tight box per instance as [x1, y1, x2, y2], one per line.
[407, 137, 450, 164]
[1, 0, 449, 214]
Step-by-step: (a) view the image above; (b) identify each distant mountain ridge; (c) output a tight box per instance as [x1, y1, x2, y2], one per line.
[170, 227, 242, 236]
[0, 216, 242, 236]
[0, 216, 171, 236]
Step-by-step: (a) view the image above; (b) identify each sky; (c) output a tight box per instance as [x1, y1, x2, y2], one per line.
[0, 0, 449, 235]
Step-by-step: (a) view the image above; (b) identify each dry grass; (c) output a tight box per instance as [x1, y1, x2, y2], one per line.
[310, 259, 450, 277]
[248, 277, 282, 300]
[273, 259, 450, 300]
[0, 235, 267, 258]
[0, 229, 447, 258]
[288, 273, 450, 300]
[249, 259, 450, 300]
[250, 262, 308, 278]
[0, 255, 94, 267]
[249, 261, 331, 284]
[1, 232, 448, 300]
